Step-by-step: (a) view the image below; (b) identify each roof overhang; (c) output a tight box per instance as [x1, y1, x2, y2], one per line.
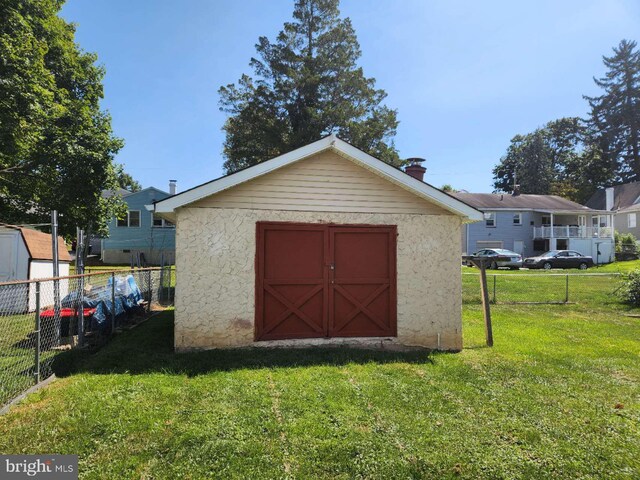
[537, 209, 612, 215]
[471, 207, 611, 215]
[153, 135, 483, 223]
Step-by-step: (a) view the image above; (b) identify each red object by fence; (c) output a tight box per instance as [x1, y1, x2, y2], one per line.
[39, 308, 96, 318]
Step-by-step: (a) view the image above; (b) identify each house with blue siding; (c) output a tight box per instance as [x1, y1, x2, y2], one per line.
[101, 186, 176, 265]
[452, 191, 615, 264]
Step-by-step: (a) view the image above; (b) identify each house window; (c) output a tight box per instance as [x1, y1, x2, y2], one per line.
[513, 213, 522, 225]
[593, 215, 609, 228]
[485, 212, 496, 227]
[629, 213, 637, 228]
[117, 210, 140, 228]
[152, 214, 175, 228]
[128, 210, 140, 227]
[542, 215, 551, 226]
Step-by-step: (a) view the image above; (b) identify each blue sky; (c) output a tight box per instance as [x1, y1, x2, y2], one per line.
[60, 0, 640, 194]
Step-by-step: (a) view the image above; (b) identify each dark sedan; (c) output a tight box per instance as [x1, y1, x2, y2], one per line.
[524, 250, 594, 270]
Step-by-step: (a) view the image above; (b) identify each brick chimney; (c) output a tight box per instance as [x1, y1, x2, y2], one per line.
[404, 158, 426, 181]
[169, 179, 177, 196]
[512, 184, 521, 196]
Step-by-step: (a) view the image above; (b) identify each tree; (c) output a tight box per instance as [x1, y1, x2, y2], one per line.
[0, 0, 123, 237]
[115, 164, 142, 192]
[585, 39, 640, 182]
[492, 127, 558, 196]
[492, 118, 614, 203]
[441, 184, 456, 193]
[219, 0, 400, 173]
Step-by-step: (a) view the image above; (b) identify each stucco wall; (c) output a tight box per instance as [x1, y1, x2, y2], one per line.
[174, 207, 463, 351]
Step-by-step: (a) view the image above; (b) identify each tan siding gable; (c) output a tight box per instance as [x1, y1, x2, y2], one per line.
[192, 151, 450, 215]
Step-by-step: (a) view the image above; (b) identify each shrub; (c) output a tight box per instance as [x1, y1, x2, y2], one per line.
[619, 269, 640, 306]
[615, 231, 638, 253]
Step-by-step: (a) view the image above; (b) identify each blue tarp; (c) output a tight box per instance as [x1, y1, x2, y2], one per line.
[61, 274, 144, 332]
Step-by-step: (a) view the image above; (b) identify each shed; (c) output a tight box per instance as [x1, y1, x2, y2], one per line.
[154, 136, 482, 351]
[0, 224, 71, 312]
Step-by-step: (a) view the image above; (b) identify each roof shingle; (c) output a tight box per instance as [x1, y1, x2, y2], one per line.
[585, 182, 640, 211]
[451, 192, 596, 212]
[0, 224, 71, 262]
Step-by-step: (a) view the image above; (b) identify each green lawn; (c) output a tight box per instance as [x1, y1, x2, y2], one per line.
[0, 297, 638, 479]
[596, 259, 640, 273]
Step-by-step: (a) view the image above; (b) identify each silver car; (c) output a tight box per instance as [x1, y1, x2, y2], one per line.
[472, 248, 523, 270]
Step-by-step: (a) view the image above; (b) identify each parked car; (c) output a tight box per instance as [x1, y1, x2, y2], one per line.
[523, 250, 594, 270]
[468, 248, 523, 270]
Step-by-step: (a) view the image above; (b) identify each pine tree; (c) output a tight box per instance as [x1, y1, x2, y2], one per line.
[218, 0, 400, 173]
[585, 39, 640, 182]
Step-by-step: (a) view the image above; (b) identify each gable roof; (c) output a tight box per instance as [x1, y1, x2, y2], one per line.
[586, 182, 640, 211]
[128, 186, 170, 197]
[154, 135, 482, 222]
[0, 224, 71, 262]
[452, 192, 606, 213]
[101, 188, 133, 199]
[103, 187, 170, 201]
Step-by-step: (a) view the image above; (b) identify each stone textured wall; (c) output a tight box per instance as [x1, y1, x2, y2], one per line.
[174, 208, 463, 351]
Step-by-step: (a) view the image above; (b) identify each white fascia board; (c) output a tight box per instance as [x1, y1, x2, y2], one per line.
[154, 135, 483, 221]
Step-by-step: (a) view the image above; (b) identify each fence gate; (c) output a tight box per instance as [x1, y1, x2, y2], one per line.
[255, 222, 397, 341]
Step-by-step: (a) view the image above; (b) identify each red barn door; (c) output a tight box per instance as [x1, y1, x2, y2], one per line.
[255, 222, 396, 341]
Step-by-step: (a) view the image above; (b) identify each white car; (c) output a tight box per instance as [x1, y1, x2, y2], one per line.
[471, 248, 523, 270]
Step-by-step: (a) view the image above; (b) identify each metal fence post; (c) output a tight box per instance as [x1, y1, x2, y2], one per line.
[147, 269, 152, 313]
[165, 266, 170, 303]
[565, 274, 569, 303]
[111, 272, 116, 334]
[492, 275, 497, 304]
[34, 282, 41, 384]
[78, 275, 85, 347]
[159, 266, 165, 303]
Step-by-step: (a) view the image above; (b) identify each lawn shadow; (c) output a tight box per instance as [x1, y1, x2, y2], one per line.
[52, 311, 435, 378]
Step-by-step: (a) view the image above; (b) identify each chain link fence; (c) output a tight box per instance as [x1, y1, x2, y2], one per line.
[0, 267, 174, 408]
[462, 272, 623, 305]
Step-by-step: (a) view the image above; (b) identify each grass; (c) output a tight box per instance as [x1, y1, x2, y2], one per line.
[596, 259, 640, 273]
[0, 289, 638, 479]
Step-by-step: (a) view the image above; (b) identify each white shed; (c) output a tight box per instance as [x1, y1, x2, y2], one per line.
[0, 224, 71, 312]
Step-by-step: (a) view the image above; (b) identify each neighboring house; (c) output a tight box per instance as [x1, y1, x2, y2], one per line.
[452, 191, 615, 264]
[0, 224, 71, 312]
[101, 185, 176, 265]
[153, 135, 482, 352]
[586, 182, 640, 238]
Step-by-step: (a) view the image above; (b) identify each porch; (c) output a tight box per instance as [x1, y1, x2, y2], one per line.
[533, 225, 614, 239]
[532, 212, 614, 240]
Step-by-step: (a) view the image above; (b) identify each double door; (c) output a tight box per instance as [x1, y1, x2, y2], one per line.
[255, 222, 397, 340]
